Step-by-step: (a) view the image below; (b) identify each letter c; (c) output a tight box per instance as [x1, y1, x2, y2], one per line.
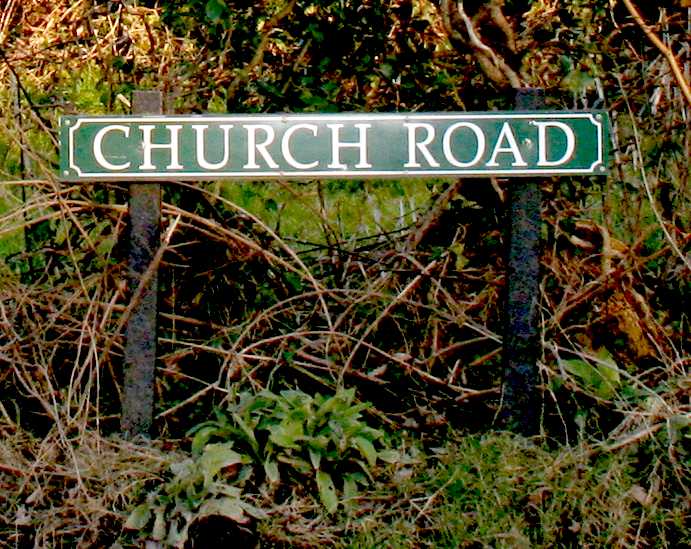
[93, 125, 131, 170]
[282, 124, 319, 169]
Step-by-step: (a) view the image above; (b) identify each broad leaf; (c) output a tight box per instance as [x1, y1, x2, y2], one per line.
[309, 448, 322, 470]
[353, 436, 378, 468]
[269, 419, 304, 449]
[152, 507, 167, 541]
[199, 442, 244, 484]
[190, 425, 219, 455]
[562, 353, 621, 400]
[342, 473, 359, 507]
[232, 413, 259, 454]
[316, 470, 338, 514]
[264, 459, 280, 483]
[205, 0, 226, 23]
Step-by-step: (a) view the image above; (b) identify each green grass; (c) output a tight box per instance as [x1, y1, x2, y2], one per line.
[337, 432, 688, 548]
[219, 178, 437, 244]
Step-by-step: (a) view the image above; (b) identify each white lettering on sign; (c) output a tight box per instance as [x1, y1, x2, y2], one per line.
[245, 124, 279, 169]
[139, 125, 183, 170]
[327, 123, 372, 169]
[282, 123, 319, 169]
[404, 123, 439, 168]
[193, 124, 234, 170]
[93, 125, 131, 170]
[532, 121, 576, 167]
[486, 122, 527, 167]
[442, 122, 486, 168]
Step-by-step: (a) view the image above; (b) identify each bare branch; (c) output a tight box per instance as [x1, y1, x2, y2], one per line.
[440, 0, 522, 89]
[621, 0, 691, 108]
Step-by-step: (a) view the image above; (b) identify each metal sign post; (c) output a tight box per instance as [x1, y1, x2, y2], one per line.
[121, 91, 163, 437]
[501, 88, 545, 435]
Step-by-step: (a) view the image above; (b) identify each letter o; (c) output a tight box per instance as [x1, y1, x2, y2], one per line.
[442, 122, 485, 168]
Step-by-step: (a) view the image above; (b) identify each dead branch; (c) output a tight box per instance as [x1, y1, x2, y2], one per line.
[621, 0, 691, 108]
[439, 0, 522, 89]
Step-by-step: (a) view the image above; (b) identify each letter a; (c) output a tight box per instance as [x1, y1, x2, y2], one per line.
[486, 122, 527, 167]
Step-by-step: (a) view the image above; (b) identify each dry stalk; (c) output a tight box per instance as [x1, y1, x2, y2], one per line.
[615, 73, 691, 273]
[440, 0, 522, 89]
[339, 257, 439, 382]
[622, 0, 691, 108]
[225, 0, 298, 105]
[97, 214, 181, 392]
[176, 182, 334, 331]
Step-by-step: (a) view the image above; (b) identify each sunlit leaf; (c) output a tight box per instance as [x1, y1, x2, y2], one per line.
[309, 448, 322, 470]
[269, 419, 304, 449]
[191, 425, 219, 455]
[205, 0, 226, 22]
[264, 459, 280, 483]
[343, 473, 359, 507]
[316, 470, 338, 513]
[152, 507, 167, 541]
[353, 436, 377, 468]
[199, 443, 245, 484]
[561, 353, 621, 400]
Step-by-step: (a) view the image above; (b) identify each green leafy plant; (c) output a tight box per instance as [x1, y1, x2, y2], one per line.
[125, 388, 388, 546]
[124, 442, 262, 546]
[560, 348, 622, 400]
[190, 387, 387, 513]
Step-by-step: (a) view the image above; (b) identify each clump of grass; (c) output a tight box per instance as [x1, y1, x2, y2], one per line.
[0, 425, 182, 547]
[335, 432, 689, 548]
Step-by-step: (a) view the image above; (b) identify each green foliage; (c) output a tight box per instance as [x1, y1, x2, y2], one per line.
[2, 1, 690, 547]
[345, 433, 690, 548]
[124, 442, 261, 546]
[560, 348, 622, 400]
[189, 387, 387, 511]
[125, 388, 390, 545]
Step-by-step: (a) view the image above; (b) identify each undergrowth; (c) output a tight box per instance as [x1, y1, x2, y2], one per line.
[0, 1, 689, 547]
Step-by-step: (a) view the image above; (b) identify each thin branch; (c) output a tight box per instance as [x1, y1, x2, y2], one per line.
[621, 0, 691, 108]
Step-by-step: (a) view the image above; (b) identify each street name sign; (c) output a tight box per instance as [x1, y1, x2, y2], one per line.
[60, 111, 608, 181]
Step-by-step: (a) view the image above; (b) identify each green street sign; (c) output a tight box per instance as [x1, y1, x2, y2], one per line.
[59, 111, 609, 181]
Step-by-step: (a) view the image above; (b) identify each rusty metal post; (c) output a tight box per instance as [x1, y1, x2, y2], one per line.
[501, 88, 544, 436]
[121, 90, 163, 437]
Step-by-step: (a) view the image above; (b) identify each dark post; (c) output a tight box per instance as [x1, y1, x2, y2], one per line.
[121, 91, 163, 437]
[501, 88, 544, 436]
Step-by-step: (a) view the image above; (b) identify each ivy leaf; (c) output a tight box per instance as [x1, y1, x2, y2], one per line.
[316, 470, 338, 513]
[206, 0, 226, 23]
